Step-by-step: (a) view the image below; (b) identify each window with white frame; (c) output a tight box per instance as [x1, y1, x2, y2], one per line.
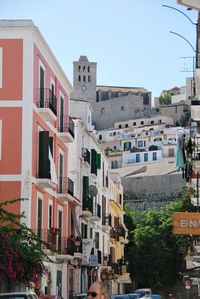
[48, 201, 53, 229]
[37, 195, 43, 239]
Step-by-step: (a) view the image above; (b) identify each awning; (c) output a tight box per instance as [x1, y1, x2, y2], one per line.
[117, 274, 132, 284]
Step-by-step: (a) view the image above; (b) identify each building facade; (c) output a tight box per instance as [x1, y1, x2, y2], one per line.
[0, 20, 79, 298]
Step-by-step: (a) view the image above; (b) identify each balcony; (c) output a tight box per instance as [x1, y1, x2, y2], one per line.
[91, 203, 101, 222]
[110, 228, 119, 241]
[36, 88, 57, 122]
[58, 177, 76, 203]
[58, 116, 75, 143]
[36, 161, 56, 189]
[102, 214, 112, 232]
[81, 196, 93, 218]
[191, 98, 200, 121]
[81, 148, 90, 165]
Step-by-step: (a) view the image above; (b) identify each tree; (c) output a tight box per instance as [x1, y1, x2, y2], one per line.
[159, 92, 172, 105]
[124, 188, 195, 294]
[0, 198, 53, 289]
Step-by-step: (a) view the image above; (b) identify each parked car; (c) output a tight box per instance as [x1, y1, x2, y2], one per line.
[129, 293, 140, 299]
[0, 292, 38, 299]
[39, 296, 63, 299]
[73, 294, 87, 299]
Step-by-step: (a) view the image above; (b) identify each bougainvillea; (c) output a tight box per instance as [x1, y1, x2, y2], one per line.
[0, 198, 53, 287]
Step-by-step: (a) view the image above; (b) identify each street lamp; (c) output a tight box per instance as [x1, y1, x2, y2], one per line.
[162, 4, 199, 68]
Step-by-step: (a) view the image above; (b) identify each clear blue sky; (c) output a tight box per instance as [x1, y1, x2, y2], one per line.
[0, 0, 198, 98]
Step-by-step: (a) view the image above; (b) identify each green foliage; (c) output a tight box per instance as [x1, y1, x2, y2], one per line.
[124, 188, 194, 293]
[178, 112, 191, 127]
[159, 92, 172, 105]
[0, 198, 53, 288]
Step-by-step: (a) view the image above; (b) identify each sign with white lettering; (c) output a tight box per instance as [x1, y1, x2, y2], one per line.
[173, 212, 200, 235]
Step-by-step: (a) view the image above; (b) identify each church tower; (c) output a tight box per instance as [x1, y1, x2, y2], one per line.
[73, 55, 97, 102]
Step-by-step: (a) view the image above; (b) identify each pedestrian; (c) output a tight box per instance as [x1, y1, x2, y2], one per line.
[87, 280, 111, 298]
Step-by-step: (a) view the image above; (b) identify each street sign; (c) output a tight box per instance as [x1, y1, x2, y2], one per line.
[177, 0, 200, 10]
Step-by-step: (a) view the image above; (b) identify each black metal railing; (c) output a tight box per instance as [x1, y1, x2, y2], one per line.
[93, 203, 101, 218]
[102, 214, 112, 226]
[58, 116, 75, 138]
[37, 88, 57, 116]
[81, 148, 90, 164]
[82, 196, 93, 214]
[65, 237, 82, 255]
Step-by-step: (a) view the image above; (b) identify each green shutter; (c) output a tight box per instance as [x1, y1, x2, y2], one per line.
[96, 153, 101, 169]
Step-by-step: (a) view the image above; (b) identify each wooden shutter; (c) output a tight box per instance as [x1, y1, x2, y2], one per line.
[96, 153, 101, 169]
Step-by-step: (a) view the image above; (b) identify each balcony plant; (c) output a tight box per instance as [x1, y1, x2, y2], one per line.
[0, 198, 53, 291]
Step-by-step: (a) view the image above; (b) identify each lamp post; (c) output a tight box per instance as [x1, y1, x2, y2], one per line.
[162, 4, 199, 68]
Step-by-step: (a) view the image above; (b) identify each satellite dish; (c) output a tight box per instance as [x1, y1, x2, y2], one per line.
[89, 185, 98, 198]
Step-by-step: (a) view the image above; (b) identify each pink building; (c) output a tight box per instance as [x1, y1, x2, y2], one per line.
[0, 20, 78, 297]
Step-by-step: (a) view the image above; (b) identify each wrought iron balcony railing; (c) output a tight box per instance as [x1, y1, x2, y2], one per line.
[58, 116, 75, 138]
[81, 148, 91, 164]
[37, 88, 57, 116]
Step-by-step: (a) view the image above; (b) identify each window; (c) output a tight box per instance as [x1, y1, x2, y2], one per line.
[0, 47, 2, 88]
[37, 197, 43, 239]
[78, 75, 81, 82]
[144, 153, 148, 162]
[152, 152, 157, 161]
[58, 210, 62, 253]
[81, 223, 88, 239]
[99, 134, 102, 140]
[59, 96, 64, 132]
[90, 228, 93, 239]
[138, 140, 144, 147]
[151, 120, 154, 125]
[88, 75, 91, 82]
[133, 122, 136, 126]
[48, 203, 52, 229]
[124, 141, 131, 151]
[83, 66, 85, 72]
[59, 153, 63, 193]
[83, 75, 86, 82]
[78, 65, 81, 72]
[136, 154, 140, 163]
[121, 106, 124, 111]
[88, 66, 90, 72]
[95, 232, 99, 249]
[125, 124, 128, 128]
[118, 124, 122, 129]
[39, 66, 45, 107]
[113, 132, 116, 136]
[141, 121, 144, 125]
[113, 146, 117, 150]
[70, 208, 74, 235]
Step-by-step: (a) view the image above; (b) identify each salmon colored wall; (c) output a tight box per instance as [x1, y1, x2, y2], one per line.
[33, 45, 69, 124]
[0, 107, 22, 174]
[32, 111, 68, 180]
[0, 39, 23, 100]
[0, 181, 21, 214]
[31, 184, 68, 237]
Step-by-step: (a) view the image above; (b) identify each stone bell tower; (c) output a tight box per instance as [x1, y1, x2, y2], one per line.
[72, 55, 97, 102]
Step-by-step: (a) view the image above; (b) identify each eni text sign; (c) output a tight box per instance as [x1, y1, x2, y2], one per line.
[173, 212, 200, 235]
